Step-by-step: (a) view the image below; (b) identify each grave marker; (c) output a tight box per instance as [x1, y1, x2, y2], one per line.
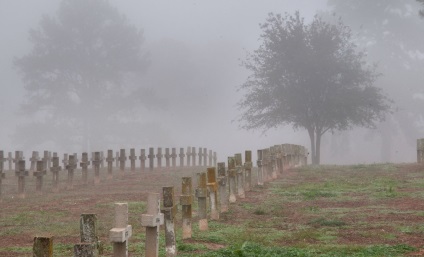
[7, 152, 12, 171]
[30, 151, 39, 172]
[195, 172, 208, 231]
[115, 152, 119, 168]
[235, 153, 245, 198]
[207, 167, 219, 220]
[257, 150, 264, 186]
[418, 139, 424, 163]
[66, 155, 77, 189]
[129, 148, 136, 173]
[228, 157, 237, 203]
[93, 152, 101, 185]
[51, 157, 61, 192]
[42, 151, 49, 171]
[217, 162, 228, 212]
[165, 148, 171, 170]
[213, 152, 217, 166]
[191, 147, 196, 167]
[186, 147, 191, 167]
[62, 153, 69, 168]
[15, 160, 29, 198]
[34, 160, 46, 194]
[106, 150, 114, 179]
[203, 148, 208, 167]
[244, 150, 252, 191]
[180, 177, 192, 239]
[33, 235, 53, 257]
[0, 151, 5, 201]
[208, 150, 213, 167]
[198, 147, 203, 166]
[156, 147, 163, 169]
[139, 149, 146, 172]
[162, 186, 177, 256]
[148, 148, 155, 171]
[80, 153, 90, 185]
[74, 213, 101, 257]
[110, 203, 132, 257]
[171, 148, 177, 169]
[119, 149, 127, 174]
[141, 193, 164, 257]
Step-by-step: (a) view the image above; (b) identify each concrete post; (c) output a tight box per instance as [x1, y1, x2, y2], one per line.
[156, 147, 163, 169]
[148, 148, 155, 171]
[74, 213, 100, 257]
[228, 157, 237, 203]
[180, 177, 192, 239]
[191, 147, 196, 167]
[198, 147, 203, 167]
[7, 152, 12, 172]
[186, 147, 191, 167]
[257, 150, 264, 186]
[93, 152, 101, 185]
[139, 149, 146, 172]
[110, 203, 132, 257]
[33, 235, 53, 257]
[244, 151, 252, 192]
[119, 149, 127, 175]
[171, 148, 177, 169]
[207, 167, 219, 220]
[66, 155, 77, 190]
[141, 193, 164, 257]
[129, 148, 136, 173]
[179, 148, 185, 168]
[30, 151, 39, 172]
[162, 186, 177, 256]
[106, 150, 114, 179]
[116, 152, 119, 168]
[42, 151, 49, 172]
[208, 150, 213, 167]
[270, 146, 278, 179]
[80, 153, 90, 184]
[165, 148, 171, 170]
[34, 160, 46, 194]
[62, 153, 68, 170]
[195, 172, 208, 231]
[235, 153, 245, 198]
[217, 162, 228, 212]
[50, 157, 61, 192]
[15, 160, 28, 198]
[203, 148, 208, 167]
[213, 152, 217, 166]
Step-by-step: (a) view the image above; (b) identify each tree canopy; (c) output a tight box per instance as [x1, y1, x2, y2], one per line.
[14, 0, 150, 151]
[238, 12, 392, 164]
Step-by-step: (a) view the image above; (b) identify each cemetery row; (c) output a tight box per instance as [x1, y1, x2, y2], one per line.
[29, 143, 308, 257]
[0, 147, 218, 199]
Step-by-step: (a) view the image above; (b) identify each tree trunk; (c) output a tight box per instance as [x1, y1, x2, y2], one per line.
[315, 131, 321, 165]
[308, 127, 322, 165]
[308, 128, 316, 165]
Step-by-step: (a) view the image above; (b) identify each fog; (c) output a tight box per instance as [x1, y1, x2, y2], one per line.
[1, 0, 422, 164]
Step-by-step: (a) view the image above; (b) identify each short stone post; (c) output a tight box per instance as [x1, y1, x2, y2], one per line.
[207, 167, 219, 220]
[263, 148, 272, 182]
[179, 148, 185, 167]
[74, 214, 101, 257]
[93, 152, 101, 185]
[106, 150, 114, 179]
[180, 177, 192, 239]
[33, 235, 53, 257]
[139, 149, 146, 172]
[198, 147, 203, 166]
[80, 152, 90, 185]
[66, 154, 77, 190]
[270, 146, 278, 179]
[235, 153, 245, 198]
[208, 150, 213, 167]
[244, 150, 252, 192]
[7, 152, 12, 171]
[195, 172, 208, 231]
[62, 153, 69, 169]
[99, 152, 104, 169]
[109, 203, 132, 257]
[47, 152, 52, 170]
[119, 149, 126, 174]
[15, 160, 28, 198]
[129, 148, 136, 173]
[156, 147, 163, 169]
[50, 157, 61, 192]
[213, 152, 217, 166]
[191, 147, 196, 167]
[74, 153, 79, 168]
[13, 150, 22, 172]
[228, 157, 237, 203]
[141, 192, 164, 257]
[217, 162, 228, 212]
[148, 148, 155, 171]
[162, 186, 177, 256]
[42, 151, 49, 171]
[186, 147, 191, 167]
[30, 151, 39, 172]
[275, 145, 283, 174]
[165, 148, 171, 170]
[171, 148, 177, 169]
[418, 139, 424, 163]
[257, 150, 264, 186]
[34, 160, 46, 194]
[203, 148, 208, 167]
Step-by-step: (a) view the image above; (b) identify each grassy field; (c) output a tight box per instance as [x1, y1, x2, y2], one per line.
[1, 163, 424, 256]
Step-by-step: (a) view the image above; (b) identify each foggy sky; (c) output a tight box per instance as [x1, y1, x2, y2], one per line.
[0, 1, 418, 164]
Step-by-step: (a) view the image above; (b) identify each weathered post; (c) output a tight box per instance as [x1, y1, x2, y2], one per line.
[156, 147, 163, 169]
[171, 148, 177, 169]
[14, 150, 22, 172]
[30, 151, 39, 172]
[119, 149, 127, 175]
[62, 153, 69, 169]
[0, 151, 5, 201]
[418, 139, 424, 163]
[80, 153, 90, 185]
[198, 147, 203, 166]
[275, 145, 283, 174]
[179, 148, 185, 168]
[165, 148, 171, 170]
[148, 148, 155, 171]
[47, 152, 52, 170]
[109, 203, 132, 257]
[93, 152, 101, 185]
[115, 151, 119, 168]
[203, 148, 208, 167]
[180, 177, 192, 239]
[228, 157, 237, 203]
[191, 147, 196, 167]
[139, 149, 146, 172]
[270, 146, 278, 179]
[196, 172, 208, 231]
[15, 160, 28, 198]
[186, 147, 191, 167]
[257, 150, 264, 186]
[207, 167, 219, 220]
[263, 148, 271, 182]
[33, 235, 53, 257]
[99, 151, 104, 169]
[7, 152, 12, 172]
[213, 152, 217, 166]
[244, 151, 252, 192]
[235, 153, 245, 199]
[208, 150, 212, 167]
[106, 150, 114, 179]
[73, 153, 79, 168]
[74, 214, 101, 257]
[141, 192, 164, 257]
[162, 186, 177, 256]
[34, 160, 46, 194]
[129, 148, 136, 173]
[217, 162, 228, 212]
[50, 157, 61, 192]
[66, 155, 77, 190]
[42, 151, 49, 171]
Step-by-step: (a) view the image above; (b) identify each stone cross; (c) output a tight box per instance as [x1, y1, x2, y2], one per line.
[62, 153, 69, 169]
[129, 148, 136, 173]
[207, 167, 219, 220]
[191, 147, 196, 167]
[244, 150, 252, 192]
[217, 162, 228, 212]
[110, 203, 132, 257]
[33, 235, 53, 257]
[203, 148, 208, 167]
[186, 147, 191, 167]
[15, 160, 29, 198]
[80, 153, 90, 185]
[156, 147, 163, 169]
[66, 154, 77, 190]
[119, 149, 127, 174]
[14, 150, 23, 172]
[180, 177, 192, 239]
[418, 139, 424, 163]
[198, 147, 203, 166]
[171, 148, 177, 169]
[195, 172, 208, 231]
[93, 152, 101, 185]
[106, 150, 115, 179]
[139, 149, 146, 172]
[208, 150, 213, 167]
[227, 157, 237, 203]
[165, 148, 171, 170]
[162, 186, 177, 256]
[74, 213, 101, 257]
[42, 151, 49, 171]
[179, 148, 185, 168]
[235, 153, 245, 198]
[257, 150, 264, 186]
[148, 148, 155, 171]
[34, 160, 46, 194]
[50, 156, 61, 192]
[30, 151, 39, 172]
[141, 193, 164, 257]
[7, 152, 12, 172]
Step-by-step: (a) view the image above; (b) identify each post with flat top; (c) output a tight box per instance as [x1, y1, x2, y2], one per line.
[129, 148, 136, 173]
[235, 154, 245, 198]
[50, 157, 61, 192]
[228, 157, 237, 203]
[203, 148, 208, 167]
[93, 152, 101, 185]
[106, 150, 114, 179]
[7, 152, 12, 172]
[263, 148, 271, 182]
[208, 150, 212, 167]
[42, 151, 49, 171]
[74, 213, 101, 257]
[186, 147, 191, 167]
[62, 154, 69, 169]
[80, 153, 90, 185]
[148, 148, 155, 171]
[180, 177, 192, 239]
[33, 235, 53, 257]
[418, 139, 424, 163]
[270, 146, 278, 179]
[30, 151, 39, 172]
[66, 155, 77, 190]
[171, 148, 177, 169]
[99, 152, 104, 169]
[156, 147, 163, 170]
[191, 147, 196, 167]
[198, 147, 203, 166]
[162, 186, 177, 256]
[213, 152, 217, 166]
[15, 160, 28, 198]
[34, 160, 46, 194]
[139, 149, 146, 172]
[207, 167, 219, 220]
[195, 172, 208, 231]
[165, 148, 171, 170]
[141, 193, 164, 257]
[244, 151, 252, 191]
[47, 152, 52, 170]
[109, 203, 132, 257]
[119, 149, 127, 175]
[257, 150, 264, 186]
[14, 150, 22, 173]
[217, 162, 228, 212]
[179, 148, 185, 168]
